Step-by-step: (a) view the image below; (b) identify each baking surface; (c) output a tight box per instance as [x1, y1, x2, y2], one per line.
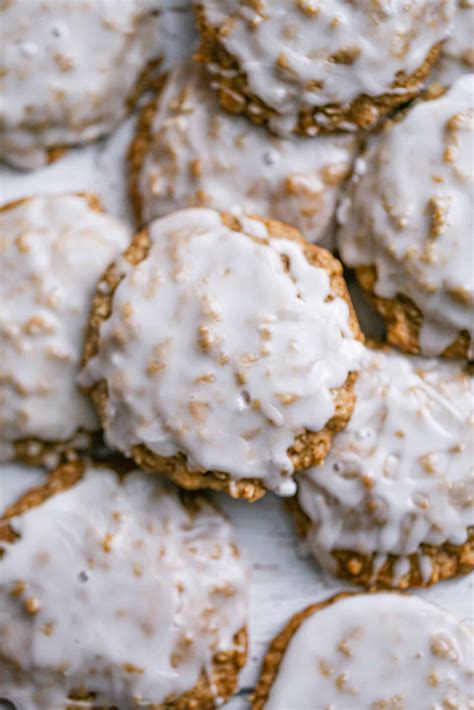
[0, 4, 472, 708]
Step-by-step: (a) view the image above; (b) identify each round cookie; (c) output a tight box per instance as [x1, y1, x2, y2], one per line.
[0, 193, 131, 467]
[292, 346, 474, 589]
[0, 0, 165, 171]
[194, 0, 453, 136]
[338, 75, 474, 359]
[253, 592, 474, 710]
[80, 207, 363, 500]
[0, 461, 248, 709]
[129, 60, 358, 247]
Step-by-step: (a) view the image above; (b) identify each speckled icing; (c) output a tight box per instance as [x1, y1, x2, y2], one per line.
[444, 0, 474, 67]
[264, 593, 474, 709]
[0, 466, 248, 707]
[0, 465, 47, 516]
[198, 0, 454, 135]
[80, 208, 362, 495]
[0, 0, 164, 170]
[297, 347, 474, 581]
[0, 194, 131, 461]
[135, 61, 357, 246]
[338, 76, 474, 356]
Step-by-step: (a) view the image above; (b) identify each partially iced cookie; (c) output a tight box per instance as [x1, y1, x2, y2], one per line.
[253, 592, 474, 710]
[129, 61, 357, 247]
[0, 194, 131, 467]
[195, 0, 453, 136]
[0, 0, 165, 170]
[292, 346, 474, 589]
[0, 462, 248, 708]
[338, 76, 474, 359]
[80, 208, 363, 500]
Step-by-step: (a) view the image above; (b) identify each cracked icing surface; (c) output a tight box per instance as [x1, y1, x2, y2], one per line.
[131, 61, 357, 247]
[0, 0, 164, 170]
[80, 208, 362, 496]
[297, 347, 474, 582]
[260, 593, 474, 710]
[0, 194, 131, 461]
[197, 0, 454, 135]
[0, 465, 248, 708]
[338, 76, 474, 357]
[0, 465, 47, 516]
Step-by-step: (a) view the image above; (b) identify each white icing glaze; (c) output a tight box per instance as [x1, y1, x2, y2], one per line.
[0, 464, 47, 516]
[444, 0, 474, 67]
[199, 0, 454, 135]
[264, 593, 474, 709]
[0, 0, 164, 170]
[136, 61, 357, 247]
[297, 347, 474, 575]
[80, 207, 362, 495]
[0, 466, 247, 708]
[338, 76, 474, 356]
[0, 194, 131, 459]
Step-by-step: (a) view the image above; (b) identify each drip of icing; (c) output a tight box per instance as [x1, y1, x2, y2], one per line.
[0, 0, 165, 169]
[199, 0, 454, 134]
[136, 60, 357, 247]
[297, 347, 474, 573]
[338, 75, 474, 355]
[264, 593, 474, 709]
[0, 467, 248, 708]
[80, 207, 362, 494]
[0, 194, 131, 456]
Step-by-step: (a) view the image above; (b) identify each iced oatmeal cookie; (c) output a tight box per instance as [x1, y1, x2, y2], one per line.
[194, 0, 453, 136]
[338, 75, 474, 359]
[0, 461, 248, 709]
[253, 592, 474, 710]
[80, 208, 363, 500]
[0, 193, 131, 467]
[0, 0, 165, 170]
[291, 346, 474, 589]
[129, 60, 358, 247]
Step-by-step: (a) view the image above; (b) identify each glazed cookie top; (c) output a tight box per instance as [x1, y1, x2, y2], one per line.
[197, 0, 454, 135]
[0, 0, 163, 170]
[297, 348, 474, 575]
[80, 208, 362, 495]
[0, 194, 131, 460]
[133, 61, 357, 246]
[338, 75, 474, 356]
[444, 0, 474, 67]
[0, 466, 248, 708]
[263, 593, 473, 709]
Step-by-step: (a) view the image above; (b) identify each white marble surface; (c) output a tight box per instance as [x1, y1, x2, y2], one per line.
[0, 4, 472, 708]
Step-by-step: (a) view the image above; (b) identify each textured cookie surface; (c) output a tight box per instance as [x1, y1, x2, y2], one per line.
[0, 464, 248, 708]
[338, 76, 474, 358]
[80, 208, 362, 498]
[130, 60, 357, 246]
[0, 0, 164, 170]
[253, 592, 474, 710]
[0, 194, 131, 464]
[196, 0, 453, 135]
[295, 346, 474, 588]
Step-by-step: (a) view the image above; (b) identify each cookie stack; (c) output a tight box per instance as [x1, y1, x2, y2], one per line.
[0, 1, 472, 708]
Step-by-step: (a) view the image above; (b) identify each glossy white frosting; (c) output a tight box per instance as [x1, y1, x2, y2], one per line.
[135, 61, 357, 247]
[199, 0, 454, 134]
[0, 0, 164, 170]
[338, 76, 474, 356]
[265, 593, 474, 709]
[444, 0, 474, 67]
[80, 207, 362, 495]
[0, 466, 248, 708]
[0, 194, 131, 461]
[297, 347, 474, 581]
